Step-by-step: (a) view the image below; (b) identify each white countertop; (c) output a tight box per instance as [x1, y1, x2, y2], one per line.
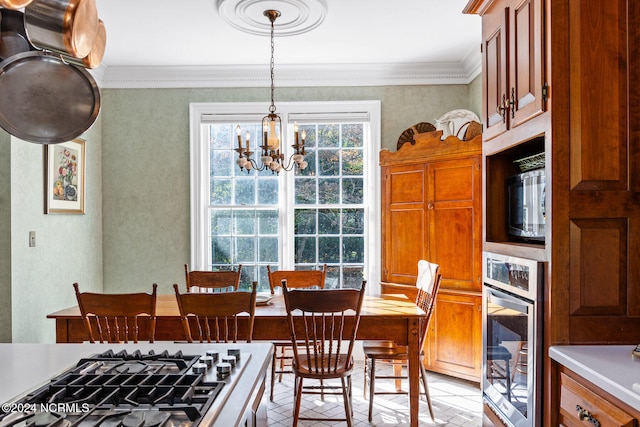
[0, 342, 274, 427]
[549, 345, 640, 410]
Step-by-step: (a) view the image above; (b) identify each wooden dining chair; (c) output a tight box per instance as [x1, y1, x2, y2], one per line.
[266, 264, 327, 401]
[73, 283, 158, 343]
[363, 260, 441, 422]
[173, 281, 257, 343]
[267, 264, 327, 295]
[184, 263, 243, 293]
[283, 280, 367, 427]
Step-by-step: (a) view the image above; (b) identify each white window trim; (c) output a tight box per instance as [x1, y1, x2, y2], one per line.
[189, 100, 381, 293]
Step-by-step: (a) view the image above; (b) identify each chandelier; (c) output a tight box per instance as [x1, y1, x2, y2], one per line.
[235, 10, 307, 174]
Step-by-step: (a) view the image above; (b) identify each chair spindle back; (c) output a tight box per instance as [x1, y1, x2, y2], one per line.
[73, 283, 158, 343]
[173, 282, 257, 343]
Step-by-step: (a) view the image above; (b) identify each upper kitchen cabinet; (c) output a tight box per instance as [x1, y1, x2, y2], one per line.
[465, 0, 546, 146]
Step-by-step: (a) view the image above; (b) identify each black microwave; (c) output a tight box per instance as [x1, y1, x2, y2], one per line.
[507, 168, 546, 242]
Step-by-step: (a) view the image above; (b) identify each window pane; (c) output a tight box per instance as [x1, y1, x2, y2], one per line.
[211, 179, 231, 204]
[296, 150, 316, 176]
[342, 209, 364, 234]
[343, 236, 364, 263]
[300, 125, 316, 148]
[257, 179, 278, 204]
[343, 266, 364, 289]
[318, 209, 340, 234]
[259, 237, 278, 263]
[258, 210, 278, 234]
[235, 178, 255, 205]
[295, 236, 316, 263]
[240, 268, 255, 289]
[342, 149, 363, 176]
[210, 125, 232, 149]
[212, 237, 231, 264]
[342, 124, 363, 148]
[342, 178, 363, 204]
[323, 267, 338, 289]
[235, 237, 255, 263]
[295, 178, 316, 204]
[234, 211, 255, 234]
[318, 236, 340, 263]
[318, 149, 339, 176]
[294, 209, 316, 234]
[318, 124, 339, 148]
[211, 210, 231, 235]
[318, 178, 340, 204]
[257, 265, 270, 289]
[211, 150, 232, 176]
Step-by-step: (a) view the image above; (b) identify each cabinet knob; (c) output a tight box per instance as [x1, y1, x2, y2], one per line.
[575, 405, 600, 427]
[427, 203, 434, 210]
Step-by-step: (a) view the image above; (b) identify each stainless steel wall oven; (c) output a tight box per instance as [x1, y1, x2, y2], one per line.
[482, 252, 544, 427]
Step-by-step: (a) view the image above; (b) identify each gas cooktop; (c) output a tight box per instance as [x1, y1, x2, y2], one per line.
[0, 348, 250, 427]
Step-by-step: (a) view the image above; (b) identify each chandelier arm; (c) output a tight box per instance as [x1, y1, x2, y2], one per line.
[280, 154, 300, 171]
[246, 158, 266, 172]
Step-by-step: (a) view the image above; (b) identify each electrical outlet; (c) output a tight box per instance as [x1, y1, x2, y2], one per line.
[29, 231, 36, 247]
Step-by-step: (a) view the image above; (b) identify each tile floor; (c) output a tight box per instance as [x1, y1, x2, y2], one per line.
[264, 360, 483, 426]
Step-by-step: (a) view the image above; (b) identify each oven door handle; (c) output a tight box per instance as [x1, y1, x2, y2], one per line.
[487, 292, 530, 314]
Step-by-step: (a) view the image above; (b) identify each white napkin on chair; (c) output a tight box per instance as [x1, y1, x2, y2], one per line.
[416, 260, 439, 292]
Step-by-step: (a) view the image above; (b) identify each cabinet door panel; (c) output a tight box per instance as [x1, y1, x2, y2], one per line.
[431, 207, 475, 288]
[568, 0, 628, 191]
[389, 169, 425, 204]
[386, 209, 426, 285]
[425, 292, 481, 381]
[482, 5, 509, 141]
[569, 219, 627, 316]
[510, 0, 545, 127]
[428, 158, 482, 292]
[381, 164, 427, 284]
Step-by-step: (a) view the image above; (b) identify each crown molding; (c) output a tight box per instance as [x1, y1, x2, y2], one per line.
[97, 51, 481, 89]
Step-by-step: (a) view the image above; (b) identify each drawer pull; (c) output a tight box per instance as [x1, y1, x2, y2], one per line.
[575, 405, 601, 427]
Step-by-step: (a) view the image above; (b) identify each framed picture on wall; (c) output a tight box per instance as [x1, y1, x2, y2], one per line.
[44, 139, 86, 214]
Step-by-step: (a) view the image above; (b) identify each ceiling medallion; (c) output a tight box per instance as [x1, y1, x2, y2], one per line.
[216, 0, 327, 36]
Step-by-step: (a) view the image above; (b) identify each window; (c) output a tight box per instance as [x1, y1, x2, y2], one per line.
[190, 101, 381, 292]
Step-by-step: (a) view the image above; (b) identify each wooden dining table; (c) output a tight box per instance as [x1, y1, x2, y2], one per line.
[47, 292, 426, 426]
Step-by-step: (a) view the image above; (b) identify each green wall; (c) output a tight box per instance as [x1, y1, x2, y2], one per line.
[8, 119, 103, 343]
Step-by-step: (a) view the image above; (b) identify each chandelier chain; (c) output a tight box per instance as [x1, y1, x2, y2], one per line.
[269, 15, 276, 114]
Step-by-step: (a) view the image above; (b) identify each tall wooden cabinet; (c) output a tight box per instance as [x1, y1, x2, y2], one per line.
[465, 0, 640, 425]
[380, 132, 483, 382]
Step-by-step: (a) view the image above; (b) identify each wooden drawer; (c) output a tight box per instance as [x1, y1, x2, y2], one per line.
[559, 372, 636, 427]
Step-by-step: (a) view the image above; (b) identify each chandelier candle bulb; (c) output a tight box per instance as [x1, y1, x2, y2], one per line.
[245, 131, 250, 151]
[263, 123, 268, 146]
[236, 125, 242, 151]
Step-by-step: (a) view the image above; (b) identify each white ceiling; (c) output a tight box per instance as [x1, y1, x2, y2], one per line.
[92, 0, 481, 88]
